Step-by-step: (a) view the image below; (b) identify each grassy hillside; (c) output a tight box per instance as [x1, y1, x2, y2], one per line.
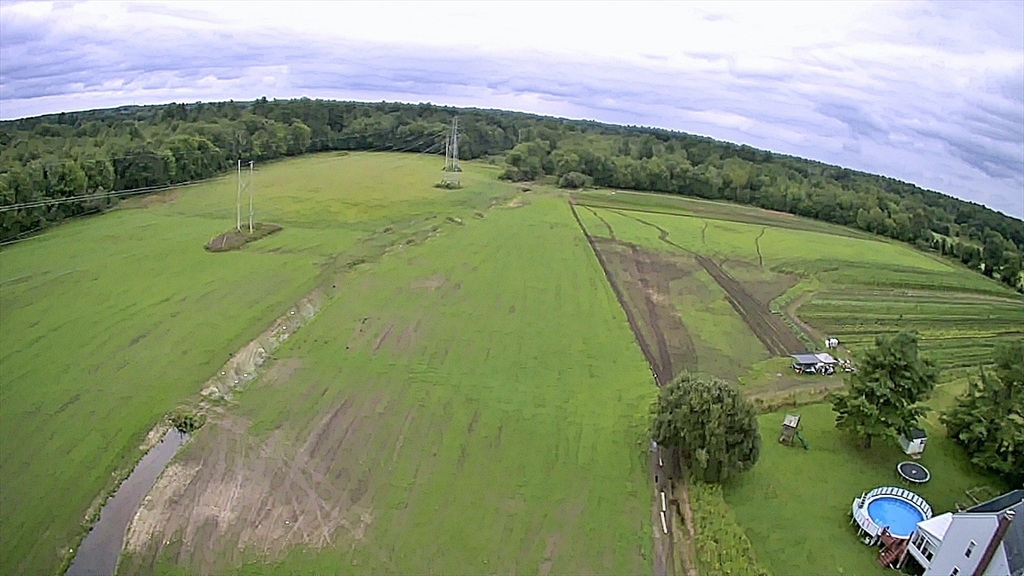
[121, 194, 653, 574]
[1, 153, 654, 575]
[572, 190, 1021, 383]
[1, 153, 1020, 575]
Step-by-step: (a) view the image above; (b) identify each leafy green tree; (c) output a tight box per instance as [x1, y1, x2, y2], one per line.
[557, 171, 590, 189]
[651, 373, 760, 483]
[941, 341, 1024, 484]
[829, 332, 938, 448]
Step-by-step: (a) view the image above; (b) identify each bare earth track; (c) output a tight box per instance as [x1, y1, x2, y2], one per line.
[569, 201, 691, 576]
[601, 207, 804, 357]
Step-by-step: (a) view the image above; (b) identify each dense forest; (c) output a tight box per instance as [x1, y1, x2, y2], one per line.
[1, 98, 1021, 290]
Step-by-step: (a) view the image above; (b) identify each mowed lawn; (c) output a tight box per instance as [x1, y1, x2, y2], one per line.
[0, 152, 509, 575]
[722, 403, 1004, 576]
[130, 194, 655, 574]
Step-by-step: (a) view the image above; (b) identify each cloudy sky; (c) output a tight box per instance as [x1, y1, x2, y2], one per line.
[1, 1, 1022, 217]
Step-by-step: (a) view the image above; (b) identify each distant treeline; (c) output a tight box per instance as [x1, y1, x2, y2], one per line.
[1, 98, 1020, 290]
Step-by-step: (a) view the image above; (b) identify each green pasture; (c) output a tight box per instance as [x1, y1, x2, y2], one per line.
[669, 266, 769, 380]
[0, 210, 321, 575]
[722, 401, 1004, 576]
[575, 195, 1020, 383]
[0, 152, 514, 576]
[136, 194, 654, 574]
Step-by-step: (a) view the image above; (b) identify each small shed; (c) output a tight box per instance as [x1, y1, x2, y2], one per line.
[791, 353, 821, 374]
[779, 414, 800, 445]
[898, 428, 927, 458]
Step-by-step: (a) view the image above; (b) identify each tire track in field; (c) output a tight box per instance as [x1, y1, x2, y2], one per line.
[568, 201, 677, 576]
[580, 205, 617, 241]
[612, 210, 803, 356]
[569, 202, 661, 385]
[755, 228, 765, 268]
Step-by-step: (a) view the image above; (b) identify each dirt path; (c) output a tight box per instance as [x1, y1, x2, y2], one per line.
[580, 205, 617, 241]
[611, 209, 803, 356]
[673, 478, 698, 576]
[569, 201, 693, 576]
[754, 227, 765, 268]
[697, 255, 803, 355]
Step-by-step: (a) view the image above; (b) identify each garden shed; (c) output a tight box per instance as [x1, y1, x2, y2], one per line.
[898, 428, 927, 457]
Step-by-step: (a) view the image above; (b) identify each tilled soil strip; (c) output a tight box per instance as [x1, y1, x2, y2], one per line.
[569, 201, 662, 385]
[568, 201, 687, 576]
[609, 208, 804, 356]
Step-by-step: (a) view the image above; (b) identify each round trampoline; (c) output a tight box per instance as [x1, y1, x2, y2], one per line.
[897, 461, 930, 484]
[852, 486, 932, 542]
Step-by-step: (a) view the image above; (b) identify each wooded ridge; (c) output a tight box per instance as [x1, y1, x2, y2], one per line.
[1, 99, 1020, 290]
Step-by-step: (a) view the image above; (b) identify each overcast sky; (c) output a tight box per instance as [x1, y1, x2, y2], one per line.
[1, 1, 1022, 217]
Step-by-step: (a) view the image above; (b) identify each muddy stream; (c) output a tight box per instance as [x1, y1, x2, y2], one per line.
[66, 430, 188, 576]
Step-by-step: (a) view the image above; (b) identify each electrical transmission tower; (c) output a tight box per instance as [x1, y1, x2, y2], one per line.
[441, 117, 460, 187]
[236, 160, 254, 233]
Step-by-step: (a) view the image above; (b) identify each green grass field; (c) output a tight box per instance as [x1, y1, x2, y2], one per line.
[120, 194, 653, 574]
[1, 154, 655, 575]
[2, 159, 1020, 575]
[572, 191, 1021, 384]
[722, 401, 1005, 576]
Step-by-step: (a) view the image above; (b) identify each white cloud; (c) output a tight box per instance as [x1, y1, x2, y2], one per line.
[1, 0, 1021, 217]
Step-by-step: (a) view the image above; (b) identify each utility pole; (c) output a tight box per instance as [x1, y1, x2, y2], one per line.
[236, 160, 242, 232]
[247, 161, 255, 234]
[236, 159, 254, 233]
[441, 117, 460, 187]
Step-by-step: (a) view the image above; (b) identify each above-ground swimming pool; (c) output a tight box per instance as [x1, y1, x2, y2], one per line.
[852, 486, 933, 542]
[866, 496, 925, 537]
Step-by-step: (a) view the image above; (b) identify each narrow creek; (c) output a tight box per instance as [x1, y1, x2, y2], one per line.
[66, 429, 188, 576]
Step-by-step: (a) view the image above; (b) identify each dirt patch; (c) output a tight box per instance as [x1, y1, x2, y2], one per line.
[121, 189, 180, 209]
[610, 207, 803, 357]
[571, 202, 697, 385]
[592, 239, 698, 385]
[538, 534, 561, 576]
[258, 358, 303, 388]
[123, 392, 388, 573]
[410, 275, 447, 290]
[200, 291, 323, 401]
[204, 223, 283, 253]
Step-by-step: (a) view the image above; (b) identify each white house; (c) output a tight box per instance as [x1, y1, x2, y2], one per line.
[904, 489, 1023, 576]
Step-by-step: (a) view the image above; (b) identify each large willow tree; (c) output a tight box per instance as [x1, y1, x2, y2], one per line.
[651, 373, 761, 483]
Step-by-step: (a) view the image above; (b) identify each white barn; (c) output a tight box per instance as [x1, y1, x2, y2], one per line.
[904, 489, 1023, 576]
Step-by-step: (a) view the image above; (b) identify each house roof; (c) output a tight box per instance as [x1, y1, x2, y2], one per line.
[814, 352, 837, 364]
[791, 353, 821, 365]
[917, 512, 952, 540]
[906, 428, 927, 440]
[965, 489, 1024, 514]
[1006, 507, 1023, 576]
[962, 490, 1024, 576]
